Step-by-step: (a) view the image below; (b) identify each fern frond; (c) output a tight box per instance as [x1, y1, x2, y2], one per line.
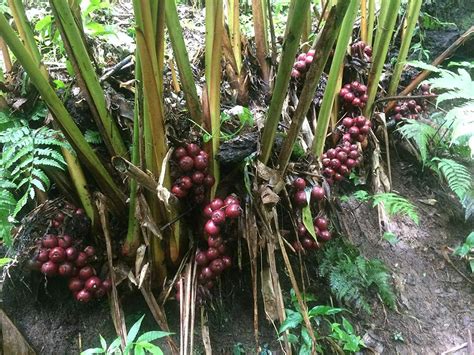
[433, 158, 472, 200]
[372, 192, 419, 224]
[0, 189, 16, 246]
[397, 120, 437, 163]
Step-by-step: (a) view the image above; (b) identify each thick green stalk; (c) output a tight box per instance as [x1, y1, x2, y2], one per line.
[50, 0, 127, 158]
[367, 0, 375, 46]
[278, 0, 350, 173]
[205, 0, 223, 197]
[311, 0, 360, 157]
[259, 0, 312, 165]
[0, 14, 126, 211]
[372, 0, 389, 58]
[364, 0, 401, 116]
[387, 0, 422, 96]
[227, 0, 242, 73]
[165, 0, 203, 124]
[251, 0, 270, 83]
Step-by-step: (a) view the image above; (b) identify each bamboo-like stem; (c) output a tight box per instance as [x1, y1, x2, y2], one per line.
[360, 0, 367, 42]
[278, 0, 350, 173]
[372, 0, 389, 59]
[227, 0, 242, 73]
[204, 0, 223, 197]
[301, 9, 312, 51]
[387, 0, 422, 96]
[367, 0, 375, 46]
[363, 0, 401, 117]
[266, 0, 277, 65]
[259, 0, 312, 165]
[0, 14, 126, 211]
[251, 0, 270, 84]
[311, 0, 360, 158]
[165, 0, 203, 124]
[0, 37, 12, 72]
[50, 0, 127, 158]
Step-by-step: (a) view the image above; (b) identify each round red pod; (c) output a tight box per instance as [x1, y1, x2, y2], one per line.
[308, 49, 316, 57]
[305, 56, 313, 65]
[49, 247, 66, 263]
[186, 143, 201, 157]
[334, 173, 344, 181]
[352, 97, 361, 107]
[344, 92, 355, 103]
[293, 190, 308, 207]
[65, 247, 79, 261]
[348, 150, 359, 160]
[217, 243, 227, 255]
[51, 219, 62, 228]
[318, 230, 332, 242]
[394, 105, 401, 113]
[394, 113, 402, 121]
[297, 223, 307, 237]
[68, 277, 84, 292]
[191, 171, 205, 184]
[336, 151, 348, 162]
[207, 235, 223, 248]
[323, 167, 335, 177]
[57, 235, 73, 248]
[297, 53, 307, 61]
[350, 81, 360, 90]
[355, 116, 367, 127]
[224, 195, 240, 206]
[75, 208, 85, 216]
[339, 88, 349, 98]
[211, 209, 226, 225]
[204, 220, 220, 236]
[42, 234, 58, 249]
[364, 46, 372, 56]
[76, 289, 92, 303]
[94, 286, 107, 298]
[171, 185, 187, 199]
[339, 165, 350, 176]
[356, 134, 366, 142]
[330, 159, 341, 170]
[201, 267, 214, 279]
[79, 266, 95, 280]
[203, 204, 214, 218]
[342, 133, 352, 142]
[326, 149, 337, 159]
[41, 261, 58, 277]
[357, 84, 368, 94]
[293, 177, 306, 191]
[85, 276, 102, 291]
[210, 259, 224, 274]
[178, 176, 193, 190]
[194, 155, 208, 171]
[322, 158, 331, 167]
[314, 217, 329, 230]
[222, 256, 232, 269]
[55, 212, 65, 222]
[420, 83, 430, 92]
[210, 198, 224, 211]
[195, 251, 208, 266]
[407, 99, 417, 110]
[342, 117, 354, 128]
[346, 158, 357, 169]
[102, 279, 112, 292]
[174, 147, 187, 160]
[348, 126, 360, 137]
[311, 186, 325, 201]
[301, 237, 314, 250]
[199, 150, 209, 159]
[359, 125, 370, 135]
[203, 174, 215, 187]
[179, 156, 194, 172]
[291, 69, 301, 78]
[37, 248, 50, 262]
[206, 247, 219, 261]
[344, 83, 351, 90]
[84, 246, 96, 258]
[58, 262, 74, 277]
[342, 146, 351, 155]
[295, 60, 306, 71]
[224, 203, 241, 218]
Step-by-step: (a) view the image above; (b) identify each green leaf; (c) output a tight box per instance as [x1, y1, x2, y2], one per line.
[107, 337, 122, 353]
[99, 335, 107, 350]
[136, 331, 172, 343]
[136, 342, 163, 355]
[0, 258, 12, 267]
[80, 348, 105, 355]
[279, 309, 303, 333]
[308, 305, 343, 317]
[301, 327, 312, 347]
[342, 317, 354, 334]
[383, 232, 399, 246]
[126, 315, 145, 344]
[302, 204, 317, 241]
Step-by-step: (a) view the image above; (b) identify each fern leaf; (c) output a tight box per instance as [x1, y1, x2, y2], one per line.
[372, 193, 419, 224]
[433, 158, 472, 200]
[397, 120, 437, 163]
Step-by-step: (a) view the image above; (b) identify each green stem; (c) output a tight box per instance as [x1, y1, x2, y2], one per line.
[311, 0, 360, 158]
[259, 0, 312, 165]
[364, 0, 401, 117]
[278, 0, 350, 173]
[367, 0, 375, 46]
[387, 0, 422, 96]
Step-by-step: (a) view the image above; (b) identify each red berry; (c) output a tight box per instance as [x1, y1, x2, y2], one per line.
[55, 212, 65, 222]
[323, 167, 335, 177]
[293, 178, 306, 190]
[355, 116, 366, 127]
[322, 158, 331, 167]
[342, 117, 354, 128]
[357, 84, 367, 94]
[84, 246, 96, 258]
[102, 279, 112, 292]
[291, 69, 301, 78]
[222, 256, 232, 269]
[224, 203, 241, 218]
[293, 190, 308, 207]
[58, 262, 74, 277]
[49, 247, 66, 263]
[305, 56, 313, 65]
[350, 81, 360, 90]
[178, 176, 193, 190]
[352, 97, 361, 107]
[171, 185, 187, 199]
[207, 235, 223, 248]
[195, 251, 208, 266]
[342, 133, 352, 142]
[334, 173, 344, 181]
[295, 60, 306, 71]
[339, 88, 349, 98]
[344, 92, 355, 103]
[76, 289, 92, 303]
[206, 248, 219, 261]
[204, 220, 220, 235]
[336, 151, 347, 162]
[211, 209, 226, 225]
[348, 126, 360, 137]
[201, 267, 214, 279]
[68, 277, 84, 292]
[179, 156, 194, 172]
[203, 174, 215, 187]
[41, 261, 58, 277]
[349, 150, 359, 159]
[339, 165, 350, 176]
[314, 217, 328, 230]
[210, 198, 224, 211]
[51, 219, 61, 228]
[311, 186, 325, 201]
[346, 158, 357, 168]
[79, 266, 95, 280]
[191, 171, 205, 184]
[359, 125, 370, 135]
[186, 143, 201, 157]
[174, 147, 187, 160]
[203, 204, 214, 218]
[85, 276, 102, 291]
[210, 259, 224, 274]
[301, 237, 314, 250]
[75, 208, 85, 215]
[420, 83, 430, 92]
[65, 247, 79, 261]
[194, 155, 208, 171]
[330, 159, 341, 170]
[37, 248, 50, 262]
[217, 244, 227, 255]
[308, 49, 316, 56]
[224, 195, 240, 206]
[42, 234, 58, 248]
[356, 134, 365, 142]
[326, 149, 337, 159]
[57, 235, 73, 248]
[297, 53, 307, 61]
[318, 230, 332, 242]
